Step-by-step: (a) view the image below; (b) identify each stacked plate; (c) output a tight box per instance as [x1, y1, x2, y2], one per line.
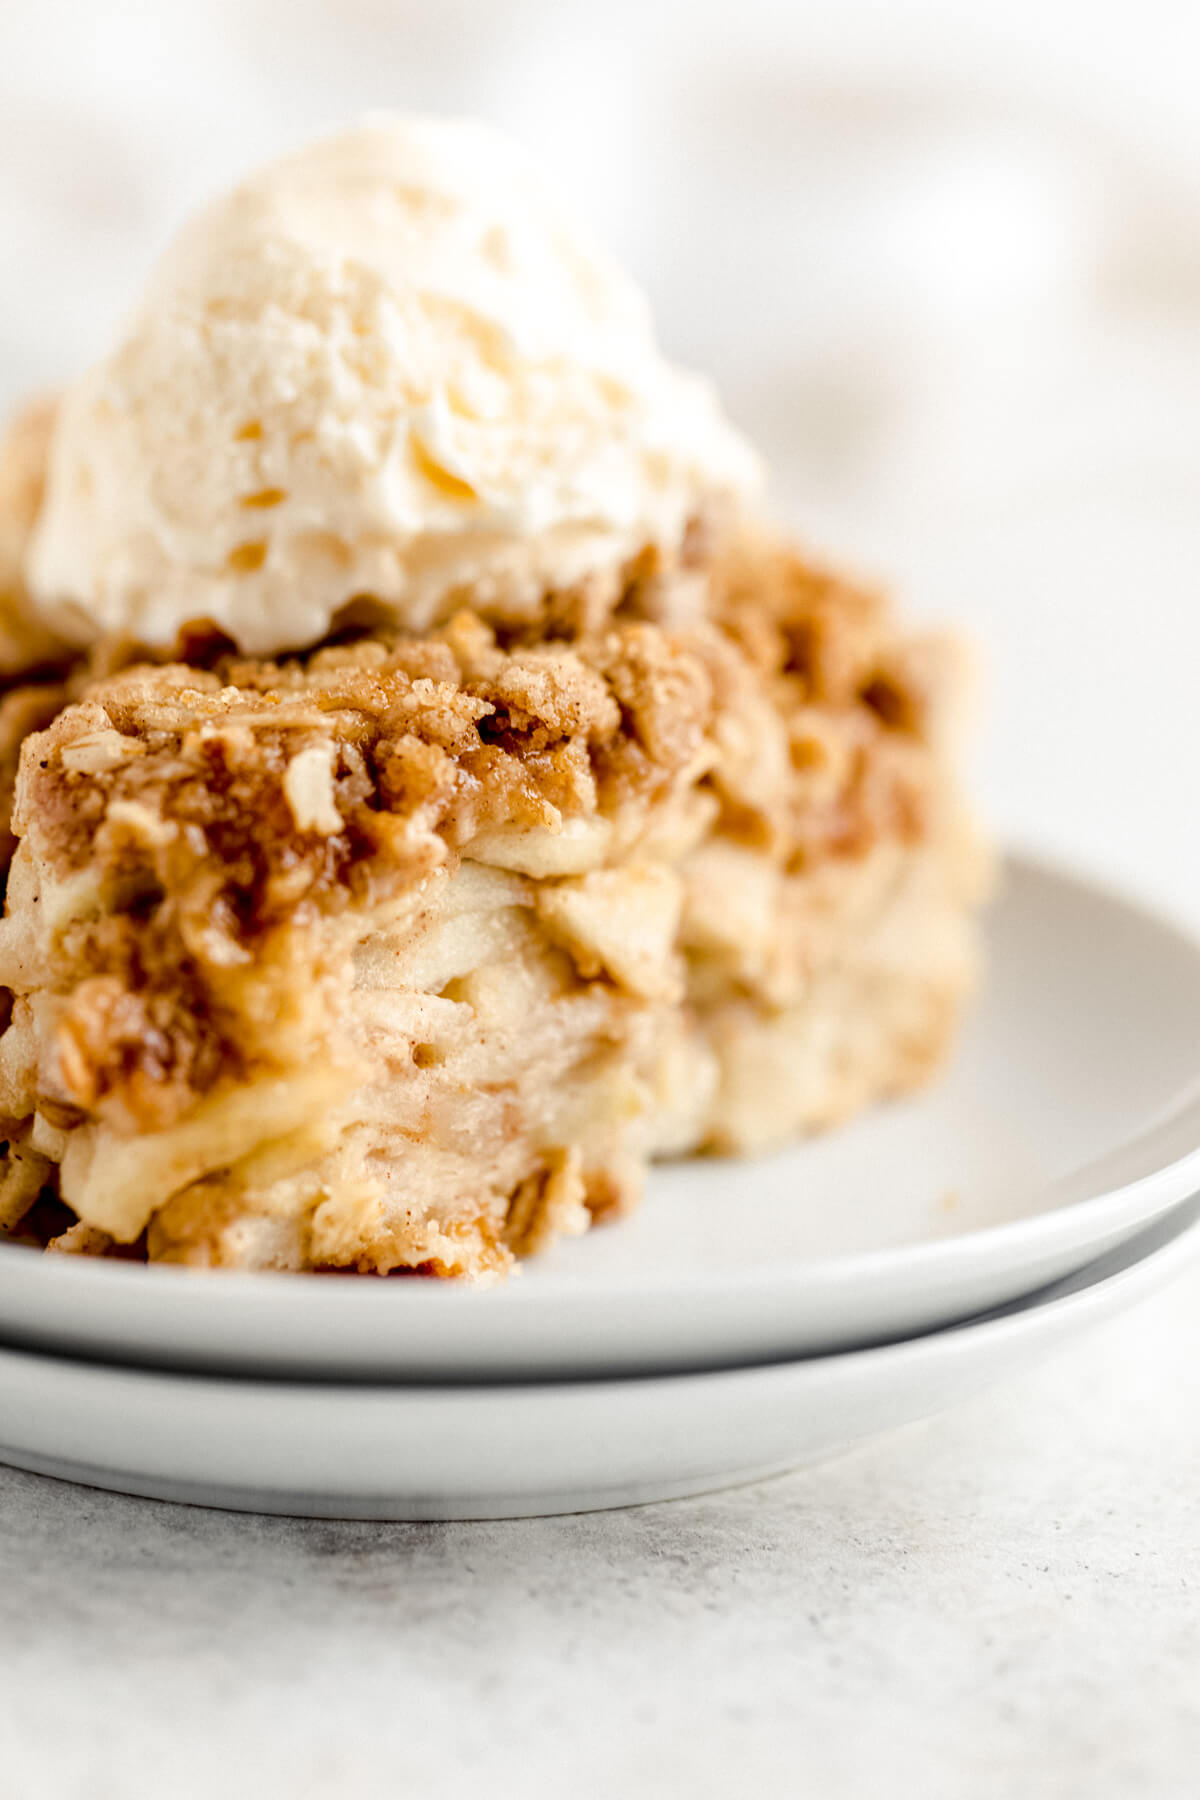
[2, 854, 1199, 1520]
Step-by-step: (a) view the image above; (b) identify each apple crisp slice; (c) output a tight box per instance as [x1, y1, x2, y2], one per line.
[0, 535, 987, 1277]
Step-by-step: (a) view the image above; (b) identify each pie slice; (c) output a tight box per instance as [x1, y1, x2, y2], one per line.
[0, 532, 987, 1277]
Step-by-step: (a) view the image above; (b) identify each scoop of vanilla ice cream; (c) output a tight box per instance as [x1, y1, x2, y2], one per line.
[27, 116, 761, 656]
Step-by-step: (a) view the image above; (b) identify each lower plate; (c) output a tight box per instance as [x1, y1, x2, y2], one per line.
[1, 1195, 1197, 1520]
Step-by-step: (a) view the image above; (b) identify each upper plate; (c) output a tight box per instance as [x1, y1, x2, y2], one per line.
[2, 851, 1200, 1379]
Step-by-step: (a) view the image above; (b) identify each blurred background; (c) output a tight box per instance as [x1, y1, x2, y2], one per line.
[0, 0, 1197, 915]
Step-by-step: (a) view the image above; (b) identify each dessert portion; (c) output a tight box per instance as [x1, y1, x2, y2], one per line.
[0, 117, 988, 1277]
[0, 537, 981, 1274]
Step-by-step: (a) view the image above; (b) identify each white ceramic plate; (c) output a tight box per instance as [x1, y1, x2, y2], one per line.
[2, 852, 1200, 1379]
[2, 1195, 1197, 1521]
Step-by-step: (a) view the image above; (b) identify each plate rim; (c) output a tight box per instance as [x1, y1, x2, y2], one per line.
[3, 1189, 1198, 1394]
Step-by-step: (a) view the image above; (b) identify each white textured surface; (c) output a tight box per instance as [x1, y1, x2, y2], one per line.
[2, 1266, 1198, 1798]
